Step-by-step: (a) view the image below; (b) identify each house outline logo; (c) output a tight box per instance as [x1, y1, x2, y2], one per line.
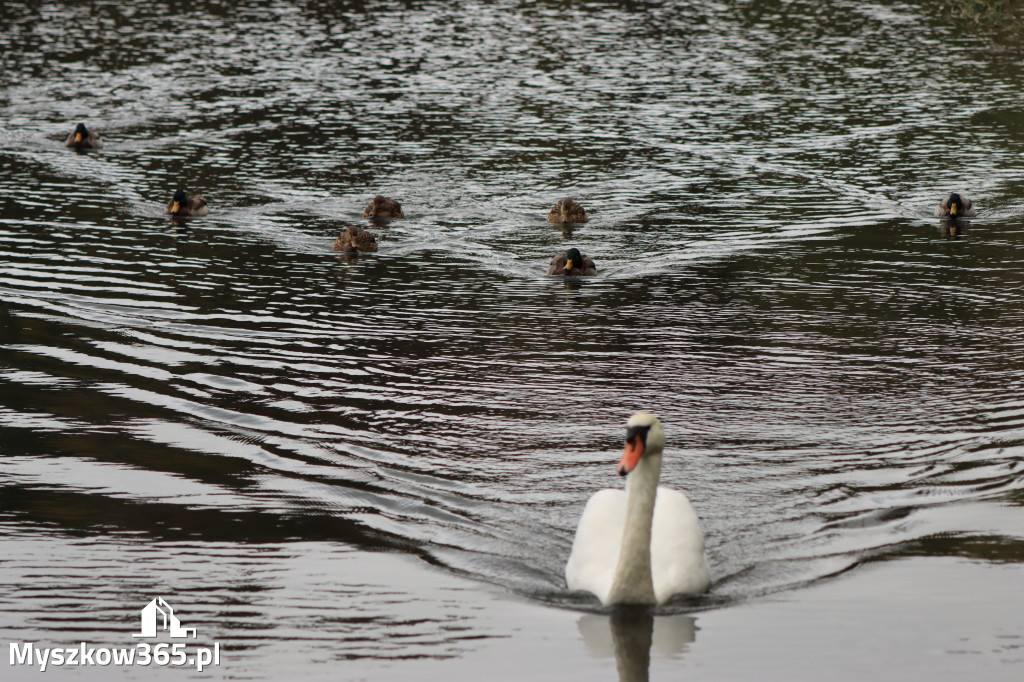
[132, 597, 197, 639]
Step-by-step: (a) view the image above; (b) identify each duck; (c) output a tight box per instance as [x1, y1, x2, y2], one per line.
[363, 195, 404, 219]
[548, 248, 597, 276]
[65, 123, 102, 150]
[333, 225, 378, 252]
[548, 197, 589, 223]
[565, 413, 711, 606]
[935, 192, 975, 218]
[165, 190, 208, 217]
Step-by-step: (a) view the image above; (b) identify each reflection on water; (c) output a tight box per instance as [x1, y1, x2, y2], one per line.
[937, 217, 968, 240]
[579, 610, 697, 682]
[3, 0, 1024, 678]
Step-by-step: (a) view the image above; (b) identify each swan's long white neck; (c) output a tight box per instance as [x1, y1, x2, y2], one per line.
[606, 449, 662, 605]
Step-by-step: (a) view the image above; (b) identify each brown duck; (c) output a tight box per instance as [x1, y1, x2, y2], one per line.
[165, 190, 208, 217]
[548, 248, 597, 276]
[363, 195, 404, 219]
[65, 123, 102, 150]
[334, 225, 378, 252]
[548, 198, 589, 224]
[935, 192, 975, 218]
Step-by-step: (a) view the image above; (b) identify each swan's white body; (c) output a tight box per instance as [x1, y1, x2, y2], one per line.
[565, 414, 710, 605]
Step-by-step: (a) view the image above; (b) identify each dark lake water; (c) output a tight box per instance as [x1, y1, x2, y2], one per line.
[2, 1, 1024, 679]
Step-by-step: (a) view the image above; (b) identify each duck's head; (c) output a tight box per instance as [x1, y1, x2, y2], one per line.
[618, 413, 666, 476]
[74, 123, 89, 143]
[947, 192, 964, 218]
[564, 247, 584, 273]
[170, 189, 188, 214]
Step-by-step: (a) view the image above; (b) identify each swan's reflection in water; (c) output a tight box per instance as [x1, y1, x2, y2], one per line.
[577, 610, 697, 682]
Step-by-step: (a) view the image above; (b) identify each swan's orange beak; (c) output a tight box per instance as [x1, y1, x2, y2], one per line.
[171, 201, 180, 213]
[618, 436, 644, 476]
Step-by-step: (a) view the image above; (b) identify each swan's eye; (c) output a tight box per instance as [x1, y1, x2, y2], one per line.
[625, 425, 650, 449]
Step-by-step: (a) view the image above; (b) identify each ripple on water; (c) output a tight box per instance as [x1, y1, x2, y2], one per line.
[2, 0, 1024, 638]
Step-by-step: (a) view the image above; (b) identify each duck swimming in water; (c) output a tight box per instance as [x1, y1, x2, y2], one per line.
[548, 197, 589, 224]
[935, 192, 975, 218]
[65, 123, 102, 150]
[548, 247, 597, 276]
[363, 195, 404, 219]
[333, 225, 378, 252]
[165, 190, 208, 217]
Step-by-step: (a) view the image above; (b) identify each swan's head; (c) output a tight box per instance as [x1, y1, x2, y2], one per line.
[617, 413, 665, 476]
[947, 192, 964, 218]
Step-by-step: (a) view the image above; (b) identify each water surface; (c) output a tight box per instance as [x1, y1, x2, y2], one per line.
[2, 1, 1024, 679]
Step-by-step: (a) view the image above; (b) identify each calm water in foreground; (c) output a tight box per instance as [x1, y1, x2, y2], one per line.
[2, 1, 1023, 679]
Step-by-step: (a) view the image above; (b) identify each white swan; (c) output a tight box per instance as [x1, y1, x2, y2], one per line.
[565, 413, 710, 605]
